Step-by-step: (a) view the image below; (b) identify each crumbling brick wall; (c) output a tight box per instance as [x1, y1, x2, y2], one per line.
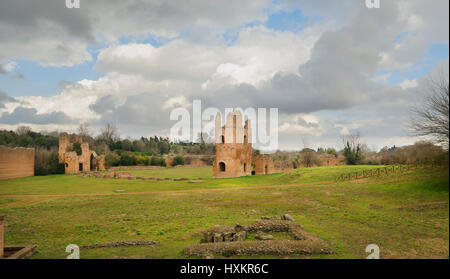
[0, 146, 35, 180]
[58, 133, 105, 174]
[213, 111, 253, 178]
[253, 154, 275, 175]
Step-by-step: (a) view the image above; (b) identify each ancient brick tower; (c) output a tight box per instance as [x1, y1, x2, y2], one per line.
[213, 111, 253, 178]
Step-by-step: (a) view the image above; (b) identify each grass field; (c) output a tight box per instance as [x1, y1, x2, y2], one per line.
[0, 165, 448, 259]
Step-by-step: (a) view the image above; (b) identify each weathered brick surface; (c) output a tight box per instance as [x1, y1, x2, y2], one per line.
[254, 154, 275, 175]
[0, 146, 34, 180]
[213, 111, 253, 178]
[58, 133, 105, 174]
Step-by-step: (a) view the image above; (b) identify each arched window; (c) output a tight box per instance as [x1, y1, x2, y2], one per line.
[244, 135, 247, 144]
[219, 162, 226, 172]
[244, 163, 247, 172]
[221, 135, 225, 143]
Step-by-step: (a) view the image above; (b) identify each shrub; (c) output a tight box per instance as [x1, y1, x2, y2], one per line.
[172, 155, 185, 166]
[150, 156, 166, 166]
[120, 153, 137, 166]
[136, 155, 150, 165]
[105, 152, 120, 167]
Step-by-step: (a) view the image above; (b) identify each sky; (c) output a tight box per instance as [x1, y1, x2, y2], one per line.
[0, 0, 448, 151]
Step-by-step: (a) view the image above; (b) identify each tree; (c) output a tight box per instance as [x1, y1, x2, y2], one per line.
[410, 70, 449, 148]
[77, 123, 90, 138]
[100, 123, 118, 142]
[299, 148, 318, 167]
[16, 126, 31, 136]
[342, 133, 364, 165]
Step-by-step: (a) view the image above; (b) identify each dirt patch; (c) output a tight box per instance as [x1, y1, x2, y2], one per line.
[397, 202, 449, 212]
[370, 204, 383, 210]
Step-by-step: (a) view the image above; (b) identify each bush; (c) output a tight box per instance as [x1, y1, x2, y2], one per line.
[172, 155, 185, 166]
[136, 155, 150, 165]
[150, 156, 166, 166]
[105, 152, 120, 167]
[120, 153, 137, 166]
[367, 160, 380, 165]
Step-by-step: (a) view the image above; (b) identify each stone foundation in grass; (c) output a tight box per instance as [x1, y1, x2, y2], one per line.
[185, 215, 333, 257]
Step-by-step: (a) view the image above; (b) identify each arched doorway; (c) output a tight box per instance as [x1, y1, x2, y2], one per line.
[90, 154, 94, 171]
[265, 165, 268, 174]
[219, 162, 226, 172]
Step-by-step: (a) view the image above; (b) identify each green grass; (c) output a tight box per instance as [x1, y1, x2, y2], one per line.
[0, 165, 448, 259]
[0, 165, 386, 196]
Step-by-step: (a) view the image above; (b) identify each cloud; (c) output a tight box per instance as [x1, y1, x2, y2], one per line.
[0, 90, 17, 109]
[0, 106, 72, 125]
[0, 0, 270, 66]
[0, 0, 447, 150]
[96, 25, 320, 86]
[89, 94, 117, 114]
[398, 79, 418, 90]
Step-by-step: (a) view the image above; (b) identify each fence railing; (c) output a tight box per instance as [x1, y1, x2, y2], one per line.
[334, 164, 437, 182]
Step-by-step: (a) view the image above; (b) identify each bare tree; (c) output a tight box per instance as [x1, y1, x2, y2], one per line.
[100, 123, 118, 141]
[77, 123, 90, 138]
[410, 70, 449, 148]
[16, 125, 31, 136]
[298, 138, 318, 168]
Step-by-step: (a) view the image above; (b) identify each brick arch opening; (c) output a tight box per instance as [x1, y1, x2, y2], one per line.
[219, 162, 226, 172]
[90, 154, 94, 171]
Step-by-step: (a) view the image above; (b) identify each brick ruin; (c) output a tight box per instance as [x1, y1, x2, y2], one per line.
[0, 146, 35, 180]
[58, 133, 105, 174]
[254, 154, 275, 175]
[213, 111, 274, 178]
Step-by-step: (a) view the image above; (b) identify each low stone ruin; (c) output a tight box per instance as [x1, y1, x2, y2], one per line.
[76, 170, 193, 181]
[201, 225, 248, 243]
[184, 215, 333, 258]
